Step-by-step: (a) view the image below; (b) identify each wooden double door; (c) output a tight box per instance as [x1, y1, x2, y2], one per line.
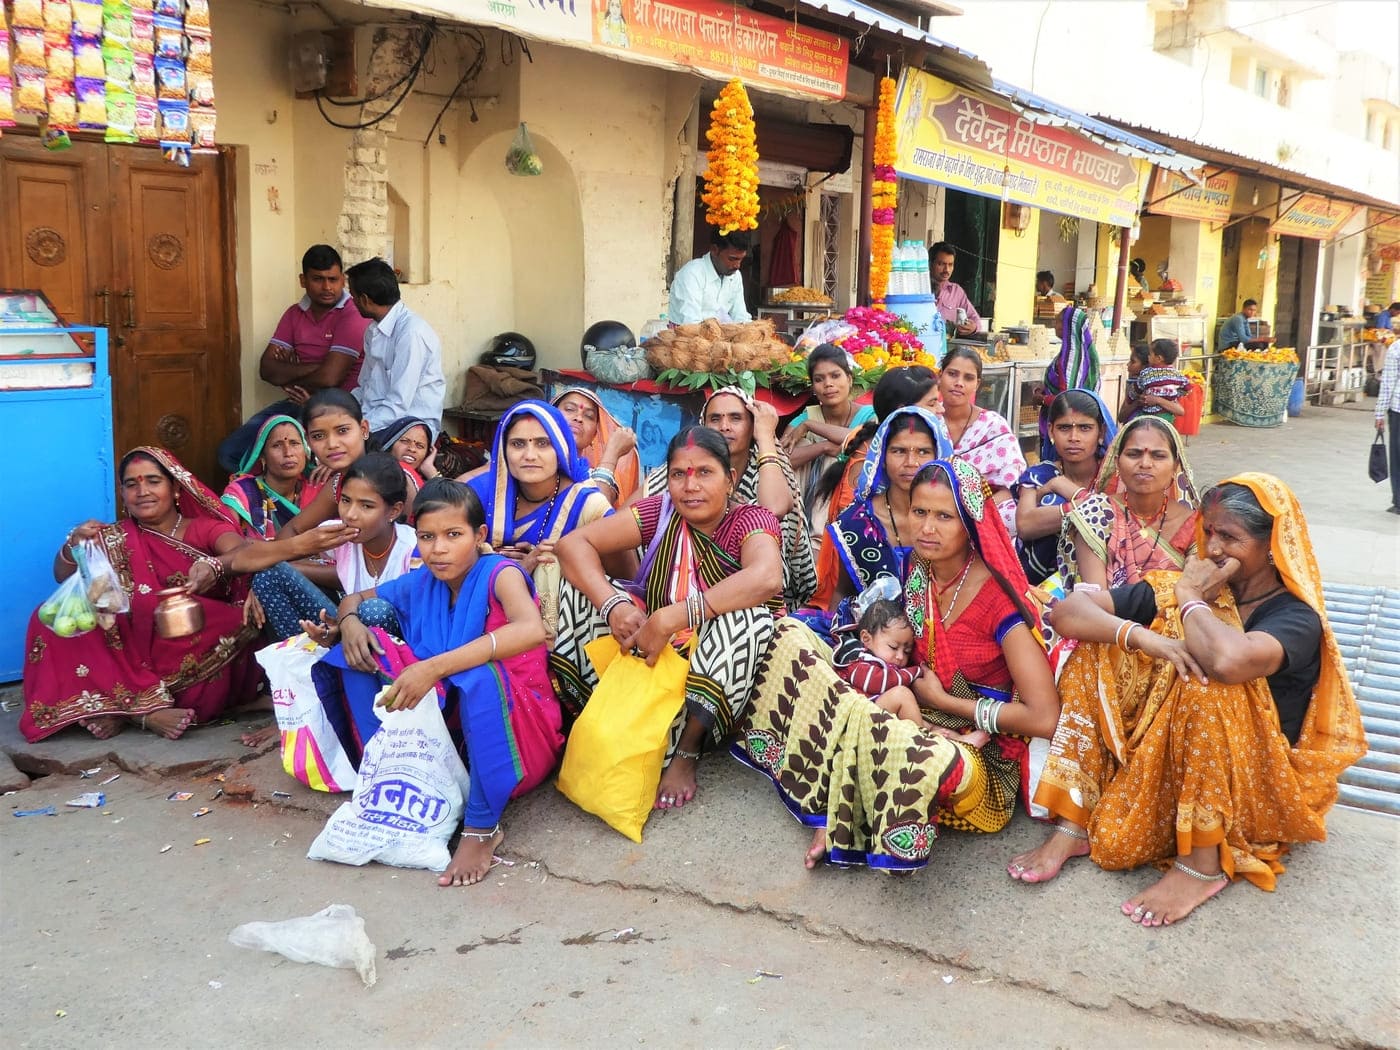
[0, 135, 240, 485]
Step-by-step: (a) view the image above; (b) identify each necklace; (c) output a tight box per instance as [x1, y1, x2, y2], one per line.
[935, 555, 975, 624]
[1235, 582, 1286, 606]
[823, 401, 856, 428]
[162, 512, 183, 537]
[933, 553, 974, 594]
[520, 476, 562, 545]
[1116, 492, 1170, 581]
[884, 491, 905, 548]
[362, 535, 395, 561]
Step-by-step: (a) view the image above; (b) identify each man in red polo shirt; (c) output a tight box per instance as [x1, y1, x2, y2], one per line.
[217, 245, 372, 472]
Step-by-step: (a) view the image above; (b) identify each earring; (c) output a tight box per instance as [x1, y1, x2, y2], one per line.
[1267, 551, 1274, 565]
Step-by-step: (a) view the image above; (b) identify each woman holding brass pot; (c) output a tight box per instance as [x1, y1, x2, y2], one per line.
[20, 447, 348, 743]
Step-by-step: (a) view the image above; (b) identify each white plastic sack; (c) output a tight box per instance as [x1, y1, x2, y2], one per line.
[228, 904, 377, 986]
[307, 689, 470, 872]
[255, 634, 357, 793]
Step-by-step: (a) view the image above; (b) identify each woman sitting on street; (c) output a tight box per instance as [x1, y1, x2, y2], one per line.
[21, 447, 349, 742]
[1008, 475, 1364, 927]
[779, 343, 877, 546]
[555, 426, 784, 811]
[466, 400, 613, 643]
[221, 414, 320, 542]
[315, 479, 565, 888]
[1058, 414, 1198, 590]
[1013, 389, 1117, 584]
[937, 346, 1027, 536]
[736, 458, 1061, 872]
[553, 387, 640, 508]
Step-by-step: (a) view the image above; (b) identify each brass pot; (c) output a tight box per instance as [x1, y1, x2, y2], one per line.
[154, 588, 204, 639]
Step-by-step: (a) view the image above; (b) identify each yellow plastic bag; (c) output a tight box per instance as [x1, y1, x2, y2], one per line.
[556, 635, 689, 843]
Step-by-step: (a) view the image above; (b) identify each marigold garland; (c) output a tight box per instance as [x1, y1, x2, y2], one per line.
[870, 76, 898, 305]
[701, 79, 760, 235]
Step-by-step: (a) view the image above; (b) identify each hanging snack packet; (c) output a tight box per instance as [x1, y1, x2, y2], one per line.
[103, 0, 134, 41]
[131, 8, 154, 54]
[154, 25, 183, 61]
[46, 29, 75, 78]
[74, 36, 103, 78]
[0, 76, 15, 127]
[134, 94, 159, 140]
[15, 67, 47, 116]
[0, 30, 10, 76]
[188, 69, 214, 108]
[103, 36, 134, 83]
[46, 74, 77, 127]
[72, 0, 104, 38]
[133, 53, 155, 97]
[105, 82, 137, 142]
[189, 107, 215, 148]
[12, 0, 45, 29]
[15, 27, 48, 68]
[186, 31, 212, 74]
[155, 57, 185, 99]
[45, 0, 74, 33]
[76, 76, 105, 128]
[158, 96, 189, 141]
[184, 0, 209, 28]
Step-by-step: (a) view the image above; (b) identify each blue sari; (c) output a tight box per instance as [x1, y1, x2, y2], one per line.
[827, 406, 953, 610]
[313, 554, 555, 829]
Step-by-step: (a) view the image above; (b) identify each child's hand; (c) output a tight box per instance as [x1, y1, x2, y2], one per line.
[378, 660, 439, 712]
[341, 615, 384, 673]
[299, 609, 339, 646]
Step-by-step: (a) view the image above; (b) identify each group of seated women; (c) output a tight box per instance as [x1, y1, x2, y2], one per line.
[20, 360, 1364, 924]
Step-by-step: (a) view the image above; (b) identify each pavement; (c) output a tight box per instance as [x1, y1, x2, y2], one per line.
[2, 403, 1398, 1048]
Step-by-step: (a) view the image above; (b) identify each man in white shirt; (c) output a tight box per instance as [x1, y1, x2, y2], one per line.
[669, 229, 753, 324]
[345, 258, 446, 432]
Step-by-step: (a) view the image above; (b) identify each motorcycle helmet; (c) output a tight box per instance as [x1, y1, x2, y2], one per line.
[579, 320, 636, 369]
[482, 331, 536, 371]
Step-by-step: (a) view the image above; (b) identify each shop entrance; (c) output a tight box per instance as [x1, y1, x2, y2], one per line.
[0, 136, 239, 485]
[942, 188, 998, 319]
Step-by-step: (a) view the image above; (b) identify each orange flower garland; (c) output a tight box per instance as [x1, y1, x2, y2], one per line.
[701, 79, 760, 235]
[870, 75, 898, 304]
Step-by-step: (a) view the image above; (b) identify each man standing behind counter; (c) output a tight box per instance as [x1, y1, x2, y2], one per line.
[346, 258, 445, 432]
[931, 241, 980, 336]
[669, 229, 753, 324]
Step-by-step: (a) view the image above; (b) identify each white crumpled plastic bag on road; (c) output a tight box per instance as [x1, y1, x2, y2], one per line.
[228, 904, 377, 986]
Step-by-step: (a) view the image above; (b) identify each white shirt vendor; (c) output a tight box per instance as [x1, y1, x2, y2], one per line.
[355, 299, 446, 432]
[668, 233, 753, 325]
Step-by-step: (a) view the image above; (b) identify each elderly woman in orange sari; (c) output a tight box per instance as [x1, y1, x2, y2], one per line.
[1007, 474, 1364, 927]
[553, 388, 639, 508]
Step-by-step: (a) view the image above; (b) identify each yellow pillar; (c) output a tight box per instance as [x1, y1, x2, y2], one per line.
[997, 208, 1041, 328]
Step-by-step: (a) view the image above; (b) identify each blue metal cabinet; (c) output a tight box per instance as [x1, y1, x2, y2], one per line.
[0, 326, 114, 682]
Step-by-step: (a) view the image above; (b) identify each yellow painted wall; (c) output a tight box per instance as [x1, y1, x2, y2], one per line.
[1134, 214, 1173, 286]
[996, 208, 1041, 328]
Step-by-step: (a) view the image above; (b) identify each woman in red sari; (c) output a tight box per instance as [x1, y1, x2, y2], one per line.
[21, 447, 350, 742]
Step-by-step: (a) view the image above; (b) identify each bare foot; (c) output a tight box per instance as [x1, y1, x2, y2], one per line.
[438, 826, 504, 887]
[80, 715, 126, 740]
[1122, 862, 1229, 928]
[143, 707, 195, 740]
[653, 754, 698, 810]
[240, 723, 279, 749]
[805, 827, 828, 869]
[1007, 824, 1090, 883]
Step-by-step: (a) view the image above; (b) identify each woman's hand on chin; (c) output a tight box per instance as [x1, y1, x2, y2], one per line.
[1175, 554, 1237, 605]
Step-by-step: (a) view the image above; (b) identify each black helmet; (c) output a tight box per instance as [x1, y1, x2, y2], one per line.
[580, 320, 636, 369]
[482, 331, 536, 370]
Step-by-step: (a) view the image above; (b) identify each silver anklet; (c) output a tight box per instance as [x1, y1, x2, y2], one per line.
[1053, 822, 1089, 840]
[1172, 859, 1227, 882]
[674, 747, 701, 761]
[460, 824, 501, 842]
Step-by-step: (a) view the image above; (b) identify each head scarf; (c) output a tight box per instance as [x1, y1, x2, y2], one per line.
[701, 385, 758, 433]
[1043, 388, 1118, 462]
[372, 416, 439, 455]
[468, 400, 596, 549]
[552, 387, 640, 502]
[1096, 414, 1198, 505]
[122, 446, 238, 526]
[235, 414, 309, 476]
[1199, 474, 1364, 799]
[853, 406, 955, 501]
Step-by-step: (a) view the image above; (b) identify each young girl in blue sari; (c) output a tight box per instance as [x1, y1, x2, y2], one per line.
[467, 400, 613, 642]
[317, 479, 565, 887]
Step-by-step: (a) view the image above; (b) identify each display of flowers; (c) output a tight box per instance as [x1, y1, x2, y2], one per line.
[841, 305, 937, 380]
[701, 79, 760, 235]
[1221, 346, 1299, 365]
[870, 76, 898, 304]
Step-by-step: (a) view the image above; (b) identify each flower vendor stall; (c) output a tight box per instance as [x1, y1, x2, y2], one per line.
[1213, 346, 1300, 428]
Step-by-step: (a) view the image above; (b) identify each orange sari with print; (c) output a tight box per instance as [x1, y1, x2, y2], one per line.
[1035, 473, 1364, 890]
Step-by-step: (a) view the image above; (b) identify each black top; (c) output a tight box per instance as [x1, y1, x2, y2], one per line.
[1112, 583, 1321, 745]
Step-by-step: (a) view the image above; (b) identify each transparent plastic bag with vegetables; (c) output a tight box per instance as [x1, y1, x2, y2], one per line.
[76, 539, 130, 623]
[505, 121, 543, 177]
[37, 573, 99, 638]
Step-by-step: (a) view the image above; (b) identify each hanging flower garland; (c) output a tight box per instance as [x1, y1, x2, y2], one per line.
[701, 79, 760, 235]
[870, 75, 898, 305]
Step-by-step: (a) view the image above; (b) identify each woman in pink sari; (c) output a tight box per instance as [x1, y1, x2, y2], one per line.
[21, 447, 349, 742]
[937, 346, 1027, 537]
